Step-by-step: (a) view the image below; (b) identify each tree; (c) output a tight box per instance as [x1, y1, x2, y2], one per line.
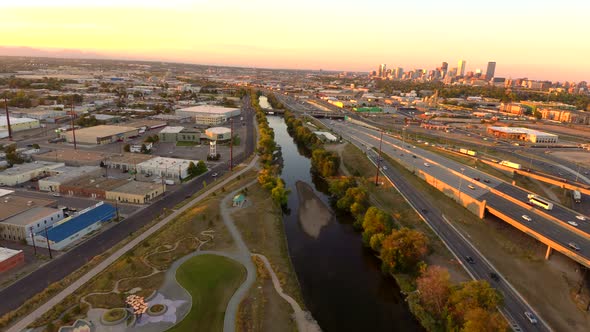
[416, 266, 452, 318]
[5, 145, 24, 165]
[379, 227, 429, 273]
[361, 207, 394, 246]
[31, 143, 40, 149]
[187, 161, 198, 177]
[140, 143, 148, 154]
[196, 160, 207, 174]
[336, 187, 368, 220]
[271, 179, 290, 206]
[328, 177, 356, 198]
[123, 144, 130, 152]
[461, 307, 508, 332]
[446, 280, 503, 329]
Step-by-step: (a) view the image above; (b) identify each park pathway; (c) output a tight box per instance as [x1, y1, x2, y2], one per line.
[7, 156, 258, 332]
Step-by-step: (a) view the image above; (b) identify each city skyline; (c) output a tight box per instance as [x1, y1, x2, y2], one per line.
[1, 0, 589, 81]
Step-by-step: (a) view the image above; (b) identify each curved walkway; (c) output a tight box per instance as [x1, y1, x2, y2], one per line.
[7, 156, 258, 332]
[252, 254, 321, 332]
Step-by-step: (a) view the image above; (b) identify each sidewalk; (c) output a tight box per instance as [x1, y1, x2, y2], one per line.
[7, 156, 259, 332]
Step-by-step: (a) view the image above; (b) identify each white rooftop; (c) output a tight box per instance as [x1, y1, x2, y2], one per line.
[206, 127, 231, 134]
[177, 105, 240, 114]
[0, 161, 64, 176]
[489, 126, 557, 137]
[159, 126, 184, 134]
[0, 189, 14, 197]
[137, 157, 199, 169]
[0, 116, 38, 126]
[0, 247, 22, 262]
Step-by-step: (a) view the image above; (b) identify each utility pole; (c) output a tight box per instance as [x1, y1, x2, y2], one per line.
[70, 95, 77, 150]
[30, 229, 37, 256]
[4, 97, 12, 141]
[375, 131, 383, 186]
[230, 118, 233, 171]
[44, 226, 53, 259]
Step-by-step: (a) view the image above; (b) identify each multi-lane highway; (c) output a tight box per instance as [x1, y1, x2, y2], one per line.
[342, 132, 550, 332]
[0, 97, 256, 316]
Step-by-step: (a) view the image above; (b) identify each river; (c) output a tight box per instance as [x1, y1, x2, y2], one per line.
[268, 116, 422, 331]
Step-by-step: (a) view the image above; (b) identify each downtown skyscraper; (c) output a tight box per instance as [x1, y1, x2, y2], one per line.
[457, 59, 467, 77]
[485, 61, 496, 80]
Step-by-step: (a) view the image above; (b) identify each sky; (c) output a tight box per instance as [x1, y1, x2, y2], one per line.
[1, 0, 589, 81]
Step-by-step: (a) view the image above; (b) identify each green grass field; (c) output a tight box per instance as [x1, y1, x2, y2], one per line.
[168, 255, 246, 332]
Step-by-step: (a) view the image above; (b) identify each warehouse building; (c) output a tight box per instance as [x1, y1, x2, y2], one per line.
[136, 157, 199, 180]
[158, 126, 202, 143]
[60, 175, 127, 200]
[39, 166, 102, 192]
[33, 149, 110, 167]
[106, 181, 165, 204]
[62, 125, 138, 145]
[175, 105, 241, 125]
[204, 127, 232, 141]
[105, 153, 154, 172]
[0, 247, 24, 273]
[0, 116, 40, 132]
[30, 202, 116, 251]
[0, 190, 61, 241]
[0, 161, 65, 186]
[487, 126, 558, 144]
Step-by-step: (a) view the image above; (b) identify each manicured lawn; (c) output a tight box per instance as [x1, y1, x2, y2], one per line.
[176, 141, 201, 147]
[168, 255, 246, 332]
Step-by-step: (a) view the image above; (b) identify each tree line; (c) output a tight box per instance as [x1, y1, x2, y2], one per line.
[283, 109, 339, 178]
[266, 93, 284, 109]
[328, 176, 506, 331]
[250, 91, 289, 206]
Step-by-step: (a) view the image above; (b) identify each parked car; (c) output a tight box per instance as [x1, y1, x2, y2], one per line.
[212, 172, 218, 177]
[52, 193, 61, 197]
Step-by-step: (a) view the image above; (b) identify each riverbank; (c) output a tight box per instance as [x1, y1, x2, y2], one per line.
[296, 181, 333, 239]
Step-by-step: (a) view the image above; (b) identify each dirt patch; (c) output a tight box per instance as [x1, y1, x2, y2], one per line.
[551, 151, 590, 168]
[296, 181, 333, 238]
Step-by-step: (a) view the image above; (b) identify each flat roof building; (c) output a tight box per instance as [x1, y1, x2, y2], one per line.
[60, 175, 128, 200]
[175, 105, 241, 125]
[0, 116, 40, 132]
[487, 126, 558, 144]
[0, 161, 65, 186]
[136, 156, 200, 180]
[158, 126, 202, 143]
[107, 181, 165, 204]
[105, 153, 154, 171]
[38, 166, 102, 192]
[0, 247, 24, 273]
[33, 149, 110, 166]
[62, 125, 139, 145]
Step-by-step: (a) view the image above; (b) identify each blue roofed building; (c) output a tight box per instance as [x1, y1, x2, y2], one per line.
[30, 202, 116, 251]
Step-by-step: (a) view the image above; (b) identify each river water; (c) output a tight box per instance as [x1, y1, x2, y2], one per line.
[268, 116, 422, 331]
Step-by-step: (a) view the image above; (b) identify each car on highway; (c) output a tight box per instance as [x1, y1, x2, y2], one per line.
[568, 242, 581, 251]
[382, 166, 388, 170]
[412, 155, 417, 158]
[576, 215, 586, 221]
[490, 272, 500, 281]
[511, 323, 523, 331]
[483, 179, 490, 183]
[524, 311, 538, 324]
[521, 215, 532, 222]
[473, 177, 480, 181]
[52, 193, 61, 197]
[424, 163, 431, 167]
[467, 184, 475, 190]
[464, 256, 475, 264]
[568, 221, 579, 227]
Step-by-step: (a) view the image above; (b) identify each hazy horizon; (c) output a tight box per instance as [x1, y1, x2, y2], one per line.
[1, 0, 589, 82]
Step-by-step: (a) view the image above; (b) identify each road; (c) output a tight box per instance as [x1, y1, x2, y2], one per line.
[0, 96, 256, 316]
[339, 126, 550, 332]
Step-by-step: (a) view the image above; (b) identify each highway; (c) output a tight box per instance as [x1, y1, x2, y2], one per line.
[342, 132, 550, 332]
[0, 96, 256, 316]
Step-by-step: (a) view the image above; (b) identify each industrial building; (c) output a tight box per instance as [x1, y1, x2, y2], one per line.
[62, 125, 139, 145]
[0, 247, 24, 273]
[314, 131, 338, 142]
[60, 175, 127, 200]
[204, 127, 232, 141]
[0, 190, 61, 241]
[38, 166, 102, 192]
[33, 149, 110, 166]
[175, 105, 241, 125]
[158, 126, 202, 143]
[136, 156, 200, 180]
[106, 181, 165, 204]
[487, 126, 559, 144]
[105, 153, 154, 172]
[0, 116, 40, 132]
[0, 161, 65, 186]
[30, 202, 116, 250]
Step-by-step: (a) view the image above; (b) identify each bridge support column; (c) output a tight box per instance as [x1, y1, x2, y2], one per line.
[479, 200, 486, 219]
[545, 246, 552, 260]
[512, 180, 516, 186]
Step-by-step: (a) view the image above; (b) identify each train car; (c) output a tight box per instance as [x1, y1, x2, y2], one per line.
[500, 160, 522, 170]
[459, 148, 477, 156]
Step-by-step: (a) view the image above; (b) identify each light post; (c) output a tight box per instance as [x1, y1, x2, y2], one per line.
[458, 167, 466, 201]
